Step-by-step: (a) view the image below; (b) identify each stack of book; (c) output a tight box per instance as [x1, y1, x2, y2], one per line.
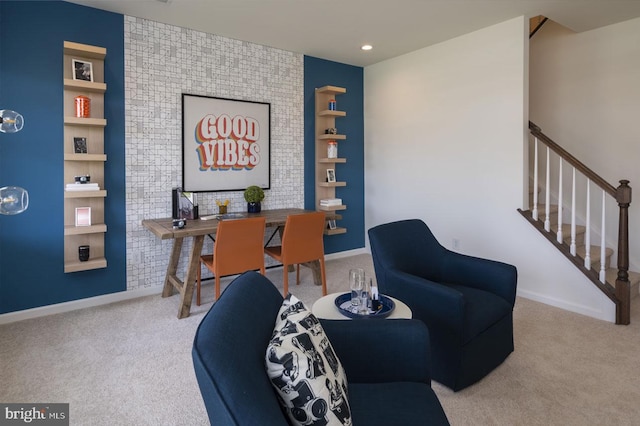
[65, 183, 100, 192]
[319, 198, 342, 207]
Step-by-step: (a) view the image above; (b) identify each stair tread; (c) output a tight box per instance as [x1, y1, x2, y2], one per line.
[605, 269, 640, 299]
[549, 223, 586, 236]
[575, 245, 614, 261]
[605, 269, 640, 285]
[534, 203, 558, 215]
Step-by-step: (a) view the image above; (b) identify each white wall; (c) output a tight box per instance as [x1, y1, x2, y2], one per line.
[364, 16, 616, 322]
[530, 17, 640, 273]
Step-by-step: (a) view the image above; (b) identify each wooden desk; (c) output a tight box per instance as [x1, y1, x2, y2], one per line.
[142, 208, 328, 318]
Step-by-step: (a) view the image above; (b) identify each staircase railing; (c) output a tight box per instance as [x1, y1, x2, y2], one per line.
[519, 121, 632, 324]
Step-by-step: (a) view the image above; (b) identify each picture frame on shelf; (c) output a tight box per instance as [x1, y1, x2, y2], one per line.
[72, 59, 93, 82]
[73, 137, 87, 154]
[328, 220, 337, 230]
[326, 168, 336, 183]
[75, 207, 91, 227]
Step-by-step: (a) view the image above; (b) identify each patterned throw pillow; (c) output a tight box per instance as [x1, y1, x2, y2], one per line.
[265, 294, 352, 426]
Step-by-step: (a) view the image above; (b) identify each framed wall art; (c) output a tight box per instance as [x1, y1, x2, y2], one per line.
[326, 168, 336, 183]
[182, 94, 271, 192]
[72, 59, 93, 82]
[73, 137, 87, 154]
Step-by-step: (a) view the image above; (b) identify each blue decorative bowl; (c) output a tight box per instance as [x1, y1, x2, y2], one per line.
[334, 292, 395, 319]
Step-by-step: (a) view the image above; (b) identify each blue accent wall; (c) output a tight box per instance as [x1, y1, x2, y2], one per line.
[304, 56, 364, 254]
[0, 1, 126, 314]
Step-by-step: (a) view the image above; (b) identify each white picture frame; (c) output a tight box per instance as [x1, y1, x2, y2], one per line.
[75, 207, 91, 226]
[328, 219, 337, 230]
[72, 59, 93, 82]
[326, 168, 336, 183]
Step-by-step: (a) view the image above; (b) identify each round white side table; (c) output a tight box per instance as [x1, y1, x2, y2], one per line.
[312, 292, 412, 320]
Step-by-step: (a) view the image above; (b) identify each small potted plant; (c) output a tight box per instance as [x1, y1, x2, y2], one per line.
[243, 185, 265, 213]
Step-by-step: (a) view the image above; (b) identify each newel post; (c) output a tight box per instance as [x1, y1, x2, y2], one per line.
[615, 180, 632, 325]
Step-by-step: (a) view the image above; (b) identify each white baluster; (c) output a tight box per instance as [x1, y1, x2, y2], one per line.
[544, 146, 551, 232]
[557, 159, 563, 243]
[532, 137, 539, 221]
[570, 167, 577, 256]
[584, 180, 591, 269]
[600, 190, 606, 282]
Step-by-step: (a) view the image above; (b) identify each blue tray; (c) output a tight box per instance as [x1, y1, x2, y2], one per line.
[334, 292, 395, 319]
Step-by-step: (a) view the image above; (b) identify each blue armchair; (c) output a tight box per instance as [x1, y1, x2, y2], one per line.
[192, 271, 449, 425]
[368, 219, 517, 391]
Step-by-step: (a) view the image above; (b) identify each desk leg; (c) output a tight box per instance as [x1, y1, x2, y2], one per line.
[162, 237, 184, 298]
[177, 235, 205, 319]
[305, 260, 322, 286]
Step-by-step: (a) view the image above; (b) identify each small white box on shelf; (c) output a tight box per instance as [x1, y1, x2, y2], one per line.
[75, 207, 91, 226]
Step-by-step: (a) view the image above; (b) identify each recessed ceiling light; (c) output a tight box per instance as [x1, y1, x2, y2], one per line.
[361, 45, 373, 51]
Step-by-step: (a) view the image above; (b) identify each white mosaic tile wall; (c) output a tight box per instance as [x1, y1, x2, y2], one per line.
[124, 16, 304, 290]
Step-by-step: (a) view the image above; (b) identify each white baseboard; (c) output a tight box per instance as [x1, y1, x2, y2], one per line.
[0, 248, 369, 325]
[0, 286, 163, 325]
[517, 288, 615, 323]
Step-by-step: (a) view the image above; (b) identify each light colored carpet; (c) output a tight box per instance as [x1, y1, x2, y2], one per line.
[1, 253, 639, 425]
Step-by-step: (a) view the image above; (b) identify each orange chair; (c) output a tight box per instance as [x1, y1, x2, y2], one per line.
[264, 212, 327, 297]
[197, 217, 266, 305]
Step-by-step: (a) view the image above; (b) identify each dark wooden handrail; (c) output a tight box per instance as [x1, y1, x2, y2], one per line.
[529, 121, 616, 196]
[529, 16, 548, 38]
[528, 121, 632, 324]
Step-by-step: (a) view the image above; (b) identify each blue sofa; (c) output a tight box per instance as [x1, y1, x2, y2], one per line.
[192, 271, 450, 425]
[369, 219, 518, 391]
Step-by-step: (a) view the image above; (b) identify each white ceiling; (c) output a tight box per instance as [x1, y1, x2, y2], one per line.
[68, 0, 640, 67]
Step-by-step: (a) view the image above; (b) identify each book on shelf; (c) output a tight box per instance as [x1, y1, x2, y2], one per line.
[319, 198, 342, 206]
[65, 183, 100, 191]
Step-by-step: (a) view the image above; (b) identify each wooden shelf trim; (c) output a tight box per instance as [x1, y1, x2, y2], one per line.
[64, 190, 107, 199]
[324, 227, 347, 236]
[317, 134, 346, 140]
[63, 41, 106, 59]
[318, 205, 347, 211]
[318, 182, 346, 187]
[316, 86, 347, 95]
[63, 79, 107, 92]
[318, 110, 346, 117]
[319, 158, 347, 164]
[64, 224, 107, 236]
[64, 117, 107, 127]
[64, 153, 107, 162]
[64, 258, 107, 273]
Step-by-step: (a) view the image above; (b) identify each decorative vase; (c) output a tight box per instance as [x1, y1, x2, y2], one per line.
[247, 202, 261, 213]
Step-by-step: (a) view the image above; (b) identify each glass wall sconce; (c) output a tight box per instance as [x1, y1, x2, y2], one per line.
[0, 109, 24, 133]
[0, 186, 29, 215]
[1, 108, 29, 215]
